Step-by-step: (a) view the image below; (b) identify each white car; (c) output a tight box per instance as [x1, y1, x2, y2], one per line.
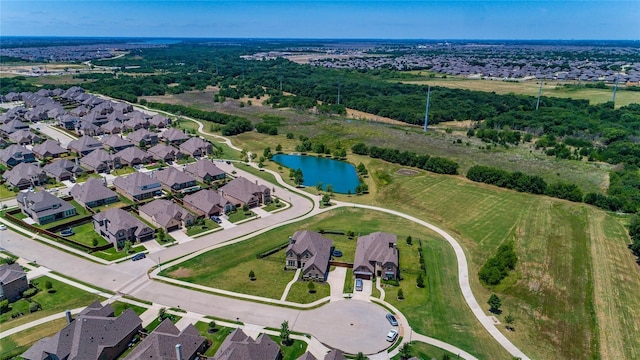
[0, 225, 7, 230]
[386, 329, 398, 342]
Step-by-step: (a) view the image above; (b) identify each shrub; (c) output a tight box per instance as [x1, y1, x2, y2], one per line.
[29, 302, 41, 313]
[249, 270, 256, 280]
[416, 273, 425, 288]
[22, 288, 38, 298]
[478, 242, 518, 286]
[0, 299, 9, 314]
[397, 288, 404, 300]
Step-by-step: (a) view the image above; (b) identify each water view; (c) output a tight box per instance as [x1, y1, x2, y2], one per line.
[272, 154, 361, 194]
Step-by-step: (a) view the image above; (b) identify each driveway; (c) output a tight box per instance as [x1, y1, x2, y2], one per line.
[326, 267, 347, 301]
[352, 278, 373, 302]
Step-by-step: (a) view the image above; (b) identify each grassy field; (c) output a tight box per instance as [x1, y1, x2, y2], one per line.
[391, 73, 639, 108]
[0, 276, 102, 329]
[0, 318, 67, 360]
[335, 158, 640, 360]
[390, 341, 457, 360]
[162, 208, 508, 359]
[284, 279, 330, 304]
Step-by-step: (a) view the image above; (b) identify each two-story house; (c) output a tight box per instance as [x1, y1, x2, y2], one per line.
[113, 172, 162, 202]
[285, 230, 333, 282]
[93, 208, 155, 249]
[17, 190, 77, 225]
[353, 232, 399, 281]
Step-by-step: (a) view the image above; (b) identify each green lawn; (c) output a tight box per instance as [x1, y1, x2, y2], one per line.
[110, 301, 148, 316]
[144, 314, 182, 332]
[0, 318, 67, 360]
[41, 200, 91, 230]
[186, 219, 220, 236]
[67, 221, 109, 247]
[194, 322, 235, 357]
[236, 163, 280, 185]
[263, 200, 286, 212]
[0, 185, 17, 200]
[75, 172, 102, 183]
[227, 209, 256, 223]
[91, 243, 146, 261]
[390, 341, 457, 360]
[0, 276, 103, 329]
[285, 280, 330, 304]
[111, 166, 136, 176]
[266, 335, 308, 360]
[177, 156, 196, 165]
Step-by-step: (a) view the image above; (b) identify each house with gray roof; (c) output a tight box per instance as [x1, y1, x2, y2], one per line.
[127, 128, 158, 147]
[184, 159, 226, 183]
[76, 119, 105, 136]
[212, 329, 281, 360]
[0, 263, 29, 302]
[94, 208, 155, 248]
[58, 114, 80, 130]
[123, 319, 206, 360]
[80, 149, 120, 174]
[0, 119, 29, 135]
[182, 189, 234, 217]
[154, 167, 197, 192]
[116, 146, 152, 167]
[0, 144, 36, 167]
[149, 114, 170, 128]
[113, 172, 161, 201]
[147, 143, 179, 162]
[68, 135, 103, 155]
[324, 349, 347, 360]
[285, 230, 333, 282]
[22, 301, 142, 360]
[124, 116, 149, 131]
[101, 134, 134, 152]
[2, 163, 47, 189]
[17, 190, 77, 225]
[82, 111, 108, 126]
[161, 128, 189, 145]
[101, 120, 123, 134]
[354, 232, 399, 280]
[70, 178, 119, 208]
[43, 158, 83, 181]
[139, 199, 195, 232]
[69, 105, 90, 117]
[179, 136, 213, 157]
[219, 176, 271, 208]
[8, 129, 42, 145]
[32, 139, 69, 159]
[296, 353, 318, 360]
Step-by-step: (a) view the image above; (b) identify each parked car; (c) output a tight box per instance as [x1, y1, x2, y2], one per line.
[386, 329, 399, 342]
[226, 160, 231, 164]
[332, 249, 343, 257]
[211, 216, 222, 224]
[132, 253, 146, 261]
[0, 225, 7, 231]
[355, 278, 363, 291]
[386, 313, 398, 326]
[60, 228, 74, 236]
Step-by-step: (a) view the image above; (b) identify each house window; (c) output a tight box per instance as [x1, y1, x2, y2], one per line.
[287, 260, 296, 267]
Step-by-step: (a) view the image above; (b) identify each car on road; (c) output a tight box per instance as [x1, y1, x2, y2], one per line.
[386, 329, 399, 342]
[60, 228, 74, 236]
[355, 278, 363, 291]
[332, 250, 343, 257]
[386, 313, 398, 326]
[0, 225, 7, 231]
[132, 253, 146, 261]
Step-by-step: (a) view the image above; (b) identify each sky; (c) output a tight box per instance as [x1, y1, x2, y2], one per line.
[1, 1, 639, 40]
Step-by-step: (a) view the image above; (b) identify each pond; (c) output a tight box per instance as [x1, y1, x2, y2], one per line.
[272, 154, 360, 194]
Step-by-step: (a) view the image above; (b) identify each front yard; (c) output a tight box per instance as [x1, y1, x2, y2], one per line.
[186, 218, 220, 237]
[110, 166, 136, 176]
[194, 322, 235, 357]
[67, 221, 109, 247]
[91, 243, 146, 261]
[285, 279, 330, 304]
[227, 208, 256, 223]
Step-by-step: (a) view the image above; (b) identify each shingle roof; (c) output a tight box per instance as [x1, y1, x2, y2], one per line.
[324, 349, 347, 360]
[147, 144, 177, 160]
[123, 320, 205, 360]
[33, 139, 68, 157]
[161, 128, 189, 142]
[101, 135, 133, 150]
[70, 178, 118, 205]
[184, 159, 225, 180]
[80, 149, 115, 171]
[113, 172, 161, 197]
[115, 146, 150, 164]
[17, 190, 76, 218]
[8, 129, 39, 143]
[0, 119, 29, 134]
[296, 352, 318, 360]
[126, 128, 156, 143]
[213, 329, 281, 360]
[179, 136, 211, 154]
[287, 231, 333, 273]
[139, 199, 193, 228]
[220, 177, 268, 204]
[2, 163, 45, 186]
[93, 208, 150, 237]
[154, 167, 196, 188]
[0, 144, 34, 164]
[0, 263, 26, 286]
[354, 232, 398, 275]
[68, 135, 102, 153]
[43, 158, 82, 178]
[183, 189, 231, 214]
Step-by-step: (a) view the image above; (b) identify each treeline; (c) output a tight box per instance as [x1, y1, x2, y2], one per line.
[144, 102, 245, 125]
[478, 242, 518, 286]
[351, 142, 459, 175]
[627, 216, 640, 264]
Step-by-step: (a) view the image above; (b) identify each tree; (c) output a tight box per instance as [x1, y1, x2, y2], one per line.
[29, 302, 41, 313]
[397, 288, 404, 300]
[488, 294, 502, 314]
[442, 355, 451, 360]
[158, 307, 167, 320]
[249, 270, 256, 281]
[416, 273, 425, 288]
[325, 184, 334, 194]
[322, 194, 331, 205]
[294, 169, 304, 187]
[316, 182, 323, 191]
[307, 280, 316, 294]
[504, 313, 515, 331]
[355, 353, 367, 360]
[157, 228, 166, 243]
[208, 320, 216, 333]
[406, 235, 412, 245]
[275, 144, 283, 152]
[242, 204, 250, 212]
[279, 320, 291, 345]
[44, 280, 53, 293]
[0, 300, 9, 314]
[399, 342, 412, 360]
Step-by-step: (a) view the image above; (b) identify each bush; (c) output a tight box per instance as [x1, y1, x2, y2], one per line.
[416, 273, 424, 288]
[0, 299, 9, 314]
[478, 242, 518, 286]
[249, 270, 256, 280]
[397, 288, 404, 300]
[22, 287, 38, 298]
[29, 302, 41, 313]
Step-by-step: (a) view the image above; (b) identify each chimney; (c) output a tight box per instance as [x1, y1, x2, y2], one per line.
[289, 236, 295, 245]
[75, 157, 79, 166]
[255, 180, 258, 185]
[103, 176, 107, 186]
[65, 309, 72, 324]
[175, 344, 183, 360]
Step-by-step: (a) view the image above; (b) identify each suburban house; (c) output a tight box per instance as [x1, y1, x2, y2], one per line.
[219, 176, 271, 208]
[123, 319, 206, 360]
[139, 199, 196, 232]
[161, 128, 189, 145]
[116, 146, 152, 167]
[70, 178, 119, 208]
[43, 159, 83, 181]
[124, 116, 149, 131]
[58, 114, 80, 130]
[80, 149, 120, 173]
[76, 119, 105, 136]
[179, 136, 213, 157]
[183, 159, 226, 183]
[182, 189, 234, 217]
[154, 167, 198, 192]
[0, 119, 29, 134]
[102, 134, 134, 152]
[0, 144, 36, 167]
[0, 263, 29, 302]
[8, 129, 42, 145]
[149, 114, 170, 128]
[285, 230, 333, 282]
[212, 329, 281, 360]
[32, 139, 69, 159]
[22, 301, 142, 360]
[93, 208, 155, 248]
[2, 163, 48, 189]
[17, 190, 77, 225]
[127, 128, 158, 147]
[69, 105, 90, 117]
[324, 350, 348, 360]
[68, 135, 103, 155]
[113, 172, 162, 201]
[101, 120, 123, 134]
[147, 143, 179, 162]
[353, 232, 399, 280]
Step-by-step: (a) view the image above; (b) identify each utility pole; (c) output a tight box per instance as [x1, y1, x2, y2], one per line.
[535, 80, 543, 110]
[424, 86, 431, 132]
[612, 74, 620, 103]
[337, 81, 341, 105]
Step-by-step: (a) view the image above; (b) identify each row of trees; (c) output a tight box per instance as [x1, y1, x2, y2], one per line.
[351, 142, 459, 175]
[478, 242, 518, 286]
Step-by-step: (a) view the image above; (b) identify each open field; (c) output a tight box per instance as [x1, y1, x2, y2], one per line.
[0, 318, 67, 360]
[334, 158, 640, 360]
[163, 207, 508, 359]
[391, 73, 639, 108]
